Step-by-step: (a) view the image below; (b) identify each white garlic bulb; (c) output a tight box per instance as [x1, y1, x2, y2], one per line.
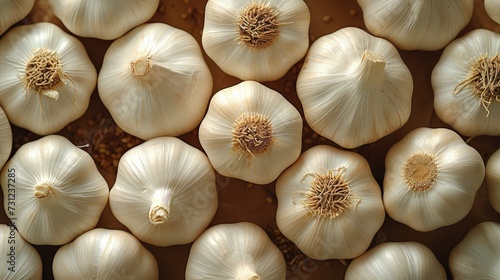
[0, 0, 34, 35]
[109, 137, 217, 247]
[296, 27, 413, 149]
[486, 148, 500, 213]
[449, 221, 500, 280]
[345, 241, 446, 280]
[198, 81, 302, 185]
[383, 127, 485, 232]
[432, 29, 500, 137]
[202, 0, 310, 81]
[48, 0, 159, 40]
[0, 135, 109, 245]
[485, 0, 500, 24]
[185, 222, 286, 280]
[0, 106, 12, 172]
[0, 22, 97, 135]
[356, 0, 474, 51]
[53, 228, 159, 280]
[98, 23, 213, 140]
[0, 224, 43, 280]
[275, 145, 385, 260]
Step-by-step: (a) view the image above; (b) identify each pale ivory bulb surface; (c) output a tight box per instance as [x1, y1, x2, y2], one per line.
[0, 106, 12, 172]
[0, 0, 34, 35]
[275, 145, 385, 260]
[109, 137, 217, 247]
[486, 148, 500, 213]
[202, 0, 310, 81]
[383, 127, 485, 232]
[198, 81, 302, 185]
[432, 29, 500, 137]
[345, 242, 446, 280]
[185, 222, 286, 280]
[48, 0, 159, 40]
[53, 228, 159, 280]
[0, 224, 43, 280]
[98, 23, 213, 140]
[296, 27, 413, 149]
[0, 135, 109, 245]
[0, 22, 97, 135]
[449, 221, 500, 279]
[485, 0, 500, 24]
[357, 0, 474, 51]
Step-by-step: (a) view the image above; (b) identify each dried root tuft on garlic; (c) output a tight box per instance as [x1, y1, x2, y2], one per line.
[185, 222, 286, 280]
[198, 81, 302, 185]
[0, 224, 43, 280]
[109, 137, 218, 247]
[345, 242, 446, 280]
[0, 106, 12, 172]
[53, 228, 159, 280]
[357, 0, 474, 51]
[432, 29, 500, 137]
[0, 0, 34, 35]
[98, 23, 213, 140]
[202, 0, 310, 81]
[449, 221, 500, 280]
[0, 135, 109, 245]
[0, 22, 97, 135]
[485, 0, 500, 24]
[48, 0, 159, 40]
[296, 27, 413, 149]
[383, 127, 485, 232]
[486, 147, 500, 213]
[275, 145, 385, 260]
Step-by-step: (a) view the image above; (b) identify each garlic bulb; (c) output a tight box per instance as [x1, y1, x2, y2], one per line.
[383, 127, 485, 232]
[202, 0, 310, 81]
[275, 145, 385, 260]
[296, 27, 413, 149]
[98, 23, 213, 140]
[0, 224, 43, 280]
[449, 221, 500, 279]
[0, 22, 97, 135]
[109, 137, 217, 247]
[432, 29, 500, 137]
[53, 228, 159, 280]
[0, 135, 109, 245]
[485, 0, 500, 24]
[356, 0, 474, 51]
[0, 106, 12, 172]
[345, 241, 446, 280]
[486, 147, 500, 213]
[0, 0, 34, 35]
[48, 0, 159, 40]
[198, 81, 302, 185]
[185, 222, 286, 280]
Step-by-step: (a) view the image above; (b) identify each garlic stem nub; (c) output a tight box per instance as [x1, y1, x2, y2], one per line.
[357, 50, 386, 82]
[34, 183, 53, 198]
[149, 189, 171, 225]
[131, 57, 152, 77]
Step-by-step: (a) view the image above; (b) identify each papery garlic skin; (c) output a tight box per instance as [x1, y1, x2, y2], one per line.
[48, 0, 159, 40]
[0, 22, 97, 135]
[0, 0, 34, 35]
[345, 242, 446, 280]
[0, 106, 12, 172]
[0, 224, 43, 280]
[99, 23, 213, 140]
[357, 0, 474, 51]
[432, 29, 500, 137]
[275, 145, 385, 260]
[296, 27, 413, 149]
[110, 137, 217, 247]
[383, 127, 485, 232]
[486, 148, 500, 213]
[186, 222, 286, 280]
[0, 135, 109, 245]
[485, 0, 500, 24]
[202, 0, 310, 81]
[449, 222, 500, 280]
[198, 81, 302, 185]
[53, 228, 159, 280]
